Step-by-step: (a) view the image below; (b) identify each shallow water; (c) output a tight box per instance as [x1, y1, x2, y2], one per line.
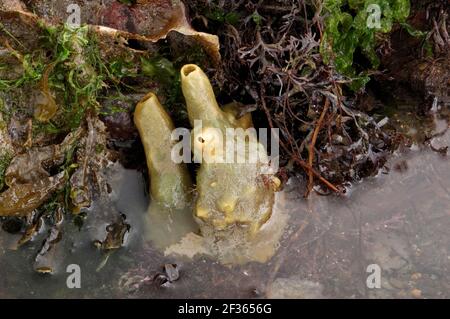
[0, 127, 449, 299]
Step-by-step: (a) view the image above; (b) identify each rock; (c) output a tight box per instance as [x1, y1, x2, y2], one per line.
[267, 276, 324, 299]
[411, 288, 422, 299]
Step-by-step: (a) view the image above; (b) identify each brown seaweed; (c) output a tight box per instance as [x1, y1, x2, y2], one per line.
[94, 214, 130, 251]
[5, 127, 82, 186]
[33, 206, 64, 274]
[0, 171, 65, 217]
[69, 113, 115, 213]
[34, 62, 58, 122]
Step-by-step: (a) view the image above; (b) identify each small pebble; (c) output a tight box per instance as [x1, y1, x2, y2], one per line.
[164, 263, 180, 282]
[411, 273, 422, 281]
[411, 288, 422, 299]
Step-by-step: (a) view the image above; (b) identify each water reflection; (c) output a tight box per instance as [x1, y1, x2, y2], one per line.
[0, 124, 449, 299]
